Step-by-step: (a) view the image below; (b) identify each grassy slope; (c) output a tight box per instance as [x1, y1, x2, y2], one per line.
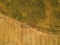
[0, 0, 60, 34]
[0, 14, 59, 45]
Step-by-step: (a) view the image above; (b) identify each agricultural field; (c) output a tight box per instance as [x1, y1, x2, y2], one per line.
[0, 0, 60, 45]
[0, 13, 60, 45]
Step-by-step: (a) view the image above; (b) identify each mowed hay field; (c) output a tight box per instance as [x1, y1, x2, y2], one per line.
[0, 14, 60, 45]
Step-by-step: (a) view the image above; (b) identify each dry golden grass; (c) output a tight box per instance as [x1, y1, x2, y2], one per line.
[0, 14, 60, 45]
[0, 0, 60, 45]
